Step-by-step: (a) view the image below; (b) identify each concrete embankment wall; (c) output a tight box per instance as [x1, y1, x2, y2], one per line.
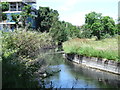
[63, 53, 120, 75]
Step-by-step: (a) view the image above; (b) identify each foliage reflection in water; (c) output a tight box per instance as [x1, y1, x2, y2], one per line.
[38, 51, 120, 88]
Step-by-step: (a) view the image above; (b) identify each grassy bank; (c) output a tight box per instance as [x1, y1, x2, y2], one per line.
[63, 36, 119, 62]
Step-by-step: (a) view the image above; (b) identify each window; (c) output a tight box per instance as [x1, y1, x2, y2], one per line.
[18, 2, 22, 11]
[10, 3, 16, 11]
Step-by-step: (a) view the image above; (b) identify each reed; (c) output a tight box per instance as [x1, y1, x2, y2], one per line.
[63, 36, 119, 61]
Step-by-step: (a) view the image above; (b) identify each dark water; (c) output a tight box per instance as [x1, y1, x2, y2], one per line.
[41, 52, 120, 88]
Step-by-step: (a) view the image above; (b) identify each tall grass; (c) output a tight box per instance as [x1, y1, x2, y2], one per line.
[63, 37, 119, 62]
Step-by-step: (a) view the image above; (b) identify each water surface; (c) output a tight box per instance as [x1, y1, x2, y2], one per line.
[41, 52, 120, 88]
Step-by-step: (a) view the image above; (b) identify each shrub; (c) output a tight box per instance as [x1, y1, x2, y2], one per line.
[3, 30, 53, 57]
[2, 29, 53, 88]
[80, 30, 92, 38]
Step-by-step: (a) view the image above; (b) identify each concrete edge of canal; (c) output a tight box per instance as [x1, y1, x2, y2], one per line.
[63, 53, 120, 75]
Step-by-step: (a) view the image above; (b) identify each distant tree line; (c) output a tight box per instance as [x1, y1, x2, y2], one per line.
[1, 3, 119, 41]
[36, 7, 119, 41]
[36, 6, 81, 45]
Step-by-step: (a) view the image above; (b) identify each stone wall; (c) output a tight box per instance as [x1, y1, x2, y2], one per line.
[63, 53, 120, 75]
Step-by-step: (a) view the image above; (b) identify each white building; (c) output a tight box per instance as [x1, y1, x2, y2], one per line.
[0, 0, 37, 31]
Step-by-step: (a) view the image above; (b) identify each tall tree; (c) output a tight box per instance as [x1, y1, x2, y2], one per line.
[85, 12, 102, 25]
[50, 21, 67, 44]
[84, 12, 116, 39]
[37, 7, 59, 32]
[20, 5, 34, 29]
[91, 21, 104, 40]
[101, 16, 116, 35]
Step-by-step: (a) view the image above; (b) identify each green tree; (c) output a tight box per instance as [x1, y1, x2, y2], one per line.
[37, 7, 59, 32]
[11, 14, 20, 30]
[80, 24, 93, 38]
[84, 12, 116, 39]
[50, 20, 81, 48]
[85, 12, 102, 25]
[1, 2, 9, 11]
[118, 24, 120, 34]
[117, 17, 120, 34]
[20, 5, 34, 29]
[50, 21, 67, 46]
[101, 16, 116, 35]
[65, 22, 80, 39]
[0, 2, 9, 21]
[91, 21, 104, 40]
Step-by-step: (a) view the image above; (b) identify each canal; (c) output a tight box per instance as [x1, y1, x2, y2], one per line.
[39, 51, 120, 88]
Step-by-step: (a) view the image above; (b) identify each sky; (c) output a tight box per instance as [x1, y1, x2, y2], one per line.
[36, 0, 119, 26]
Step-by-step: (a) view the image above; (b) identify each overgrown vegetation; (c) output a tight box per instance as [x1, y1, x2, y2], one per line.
[1, 2, 119, 88]
[63, 36, 119, 61]
[0, 2, 9, 21]
[1, 2, 9, 11]
[3, 4, 118, 43]
[62, 12, 118, 61]
[2, 29, 53, 88]
[36, 6, 81, 44]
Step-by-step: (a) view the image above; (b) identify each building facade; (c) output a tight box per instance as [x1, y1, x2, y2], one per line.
[0, 0, 37, 31]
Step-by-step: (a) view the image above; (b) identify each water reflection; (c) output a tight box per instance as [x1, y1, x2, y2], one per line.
[41, 52, 120, 88]
[64, 60, 120, 88]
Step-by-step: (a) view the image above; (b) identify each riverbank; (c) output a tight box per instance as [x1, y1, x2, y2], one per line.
[62, 36, 120, 74]
[43, 53, 120, 88]
[63, 53, 120, 75]
[63, 36, 119, 61]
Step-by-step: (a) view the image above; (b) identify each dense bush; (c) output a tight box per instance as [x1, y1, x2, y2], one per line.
[2, 29, 53, 88]
[50, 21, 68, 43]
[3, 30, 53, 57]
[80, 30, 92, 38]
[117, 23, 120, 35]
[1, 2, 9, 11]
[2, 13, 7, 21]
[50, 21, 81, 45]
[1, 2, 9, 21]
[65, 23, 80, 39]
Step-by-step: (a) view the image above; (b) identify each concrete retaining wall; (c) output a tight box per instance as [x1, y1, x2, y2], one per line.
[64, 53, 120, 75]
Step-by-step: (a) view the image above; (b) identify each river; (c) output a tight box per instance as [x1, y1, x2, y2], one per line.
[39, 50, 120, 89]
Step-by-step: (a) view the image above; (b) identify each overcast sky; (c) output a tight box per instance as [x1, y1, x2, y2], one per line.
[36, 0, 119, 26]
